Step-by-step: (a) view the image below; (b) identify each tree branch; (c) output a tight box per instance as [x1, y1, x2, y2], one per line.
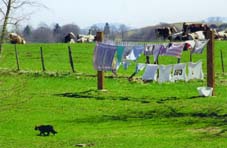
[11, 0, 47, 9]
[0, 8, 6, 16]
[9, 14, 30, 22]
[2, 0, 8, 7]
[12, 1, 33, 9]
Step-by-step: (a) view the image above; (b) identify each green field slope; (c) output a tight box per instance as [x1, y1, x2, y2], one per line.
[0, 42, 227, 148]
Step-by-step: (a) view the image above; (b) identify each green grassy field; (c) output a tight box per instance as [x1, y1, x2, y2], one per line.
[0, 42, 227, 148]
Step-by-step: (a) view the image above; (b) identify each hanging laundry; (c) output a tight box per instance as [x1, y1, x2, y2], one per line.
[128, 63, 146, 80]
[165, 43, 184, 58]
[135, 63, 146, 74]
[126, 49, 136, 60]
[144, 45, 154, 56]
[123, 46, 132, 58]
[188, 60, 204, 80]
[93, 43, 105, 70]
[191, 39, 209, 54]
[126, 46, 144, 61]
[93, 43, 117, 71]
[159, 44, 168, 55]
[103, 48, 117, 71]
[158, 65, 173, 83]
[116, 46, 125, 70]
[152, 44, 162, 63]
[142, 64, 158, 81]
[122, 46, 132, 70]
[116, 46, 125, 62]
[172, 63, 187, 81]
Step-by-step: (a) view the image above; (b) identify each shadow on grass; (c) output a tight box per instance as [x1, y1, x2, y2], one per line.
[55, 89, 153, 104]
[57, 104, 227, 125]
[56, 89, 205, 105]
[156, 96, 204, 104]
[55, 90, 227, 135]
[55, 90, 227, 136]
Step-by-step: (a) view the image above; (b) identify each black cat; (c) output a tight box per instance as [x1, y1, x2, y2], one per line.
[35, 125, 57, 136]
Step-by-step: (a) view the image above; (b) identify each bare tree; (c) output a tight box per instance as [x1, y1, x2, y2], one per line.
[0, 0, 44, 54]
[89, 25, 100, 35]
[52, 23, 62, 42]
[104, 22, 110, 39]
[22, 25, 32, 42]
[32, 25, 54, 43]
[119, 24, 128, 41]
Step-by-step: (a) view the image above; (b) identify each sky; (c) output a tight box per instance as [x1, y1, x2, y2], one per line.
[26, 0, 227, 28]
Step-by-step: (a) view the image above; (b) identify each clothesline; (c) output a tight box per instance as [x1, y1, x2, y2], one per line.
[131, 60, 204, 83]
[93, 39, 209, 72]
[102, 39, 208, 48]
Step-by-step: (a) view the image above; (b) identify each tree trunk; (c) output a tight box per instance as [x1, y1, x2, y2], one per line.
[0, 0, 12, 54]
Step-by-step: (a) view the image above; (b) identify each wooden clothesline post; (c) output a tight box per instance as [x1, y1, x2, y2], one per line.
[96, 32, 104, 90]
[206, 29, 215, 96]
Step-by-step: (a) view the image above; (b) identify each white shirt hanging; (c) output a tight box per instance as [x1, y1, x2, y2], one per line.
[158, 65, 173, 83]
[142, 64, 158, 81]
[191, 40, 209, 54]
[136, 63, 146, 73]
[188, 60, 204, 80]
[172, 63, 187, 81]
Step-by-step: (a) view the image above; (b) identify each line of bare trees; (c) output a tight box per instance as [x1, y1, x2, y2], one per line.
[0, 0, 131, 51]
[9, 22, 130, 43]
[22, 23, 80, 43]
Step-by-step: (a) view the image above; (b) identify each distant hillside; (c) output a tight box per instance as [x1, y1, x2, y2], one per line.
[203, 17, 227, 24]
[124, 23, 183, 41]
[83, 18, 227, 41]
[124, 20, 227, 41]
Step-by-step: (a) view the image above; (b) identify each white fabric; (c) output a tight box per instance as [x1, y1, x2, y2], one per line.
[142, 64, 158, 81]
[144, 45, 154, 56]
[152, 44, 162, 62]
[197, 87, 213, 97]
[158, 65, 173, 83]
[191, 39, 209, 54]
[136, 63, 146, 73]
[172, 63, 187, 81]
[126, 49, 137, 60]
[188, 60, 204, 80]
[126, 46, 144, 61]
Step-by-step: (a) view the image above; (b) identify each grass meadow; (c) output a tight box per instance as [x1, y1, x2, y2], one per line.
[0, 41, 227, 148]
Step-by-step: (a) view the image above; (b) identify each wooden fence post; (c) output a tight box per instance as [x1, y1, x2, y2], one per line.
[96, 32, 104, 90]
[206, 29, 215, 96]
[40, 47, 46, 72]
[220, 49, 224, 74]
[14, 45, 20, 71]
[68, 46, 75, 73]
